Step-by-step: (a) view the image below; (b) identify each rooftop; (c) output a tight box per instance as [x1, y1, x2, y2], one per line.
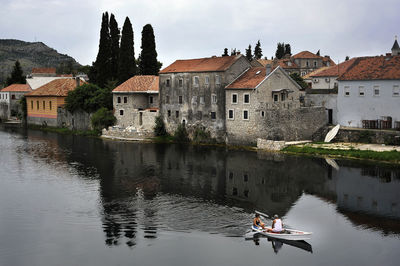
[113, 75, 159, 93]
[25, 78, 83, 97]
[31, 68, 56, 74]
[292, 51, 322, 59]
[160, 55, 243, 73]
[226, 67, 267, 89]
[1, 84, 32, 92]
[310, 58, 358, 77]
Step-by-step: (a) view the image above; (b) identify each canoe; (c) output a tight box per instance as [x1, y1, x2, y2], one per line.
[324, 124, 340, 142]
[252, 226, 312, 241]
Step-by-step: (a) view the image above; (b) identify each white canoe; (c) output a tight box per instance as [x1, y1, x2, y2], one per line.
[252, 226, 312, 241]
[324, 124, 340, 143]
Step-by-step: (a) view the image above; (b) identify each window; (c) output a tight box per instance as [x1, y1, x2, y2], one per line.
[393, 85, 399, 97]
[229, 172, 233, 180]
[273, 94, 278, 102]
[205, 76, 209, 85]
[191, 96, 197, 105]
[37, 101, 39, 109]
[314, 61, 317, 67]
[215, 75, 221, 85]
[149, 96, 154, 104]
[374, 86, 380, 96]
[232, 93, 238, 104]
[211, 94, 217, 104]
[243, 110, 249, 120]
[359, 86, 365, 97]
[306, 61, 309, 67]
[49, 101, 52, 110]
[244, 174, 248, 182]
[117, 97, 121, 103]
[166, 95, 170, 104]
[228, 109, 234, 120]
[175, 111, 179, 118]
[193, 76, 199, 86]
[199, 96, 204, 105]
[168, 110, 171, 117]
[197, 111, 202, 120]
[281, 93, 286, 101]
[261, 111, 265, 117]
[179, 96, 183, 104]
[179, 79, 183, 87]
[166, 79, 170, 87]
[243, 94, 250, 104]
[31, 101, 33, 109]
[301, 71, 306, 76]
[43, 101, 45, 110]
[120, 110, 124, 116]
[211, 112, 216, 119]
[124, 97, 127, 103]
[11, 94, 15, 100]
[344, 86, 350, 96]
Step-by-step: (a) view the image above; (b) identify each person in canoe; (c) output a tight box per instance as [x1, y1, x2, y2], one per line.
[266, 214, 284, 233]
[253, 213, 265, 229]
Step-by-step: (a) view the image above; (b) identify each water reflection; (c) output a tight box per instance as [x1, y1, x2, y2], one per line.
[3, 126, 400, 249]
[248, 235, 313, 253]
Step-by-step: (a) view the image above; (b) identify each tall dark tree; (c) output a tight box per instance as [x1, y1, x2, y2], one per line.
[139, 24, 159, 75]
[245, 44, 253, 61]
[6, 60, 26, 85]
[316, 49, 320, 56]
[118, 17, 136, 83]
[284, 44, 291, 56]
[222, 48, 229, 56]
[345, 56, 350, 61]
[109, 14, 120, 81]
[254, 40, 263, 60]
[275, 43, 285, 59]
[91, 12, 112, 87]
[230, 48, 237, 56]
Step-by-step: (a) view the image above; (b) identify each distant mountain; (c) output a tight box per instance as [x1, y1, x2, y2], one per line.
[0, 39, 81, 85]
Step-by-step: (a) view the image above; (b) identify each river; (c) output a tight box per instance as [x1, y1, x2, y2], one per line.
[0, 126, 399, 266]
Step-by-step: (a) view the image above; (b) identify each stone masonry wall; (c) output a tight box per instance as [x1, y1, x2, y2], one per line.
[57, 108, 92, 131]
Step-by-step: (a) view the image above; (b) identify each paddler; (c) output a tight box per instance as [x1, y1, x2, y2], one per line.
[267, 214, 284, 233]
[253, 213, 265, 229]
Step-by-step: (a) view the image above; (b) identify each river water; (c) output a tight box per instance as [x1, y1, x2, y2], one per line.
[0, 126, 399, 266]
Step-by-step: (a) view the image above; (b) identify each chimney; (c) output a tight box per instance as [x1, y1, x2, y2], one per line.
[75, 77, 80, 87]
[266, 64, 271, 75]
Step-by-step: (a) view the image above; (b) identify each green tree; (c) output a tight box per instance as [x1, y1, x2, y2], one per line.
[316, 49, 320, 56]
[345, 56, 350, 61]
[284, 43, 291, 56]
[275, 43, 285, 59]
[109, 14, 120, 81]
[91, 107, 116, 132]
[154, 115, 167, 136]
[173, 123, 189, 143]
[290, 73, 308, 90]
[65, 83, 113, 113]
[139, 24, 159, 75]
[254, 40, 263, 60]
[91, 12, 112, 87]
[245, 44, 253, 61]
[222, 48, 229, 56]
[6, 60, 26, 85]
[19, 95, 27, 120]
[118, 17, 136, 83]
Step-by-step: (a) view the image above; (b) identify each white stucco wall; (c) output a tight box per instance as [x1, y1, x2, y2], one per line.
[311, 76, 338, 89]
[0, 92, 10, 104]
[337, 80, 400, 128]
[26, 77, 69, 90]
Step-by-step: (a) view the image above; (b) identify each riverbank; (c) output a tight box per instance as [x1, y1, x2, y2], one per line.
[28, 124, 100, 137]
[283, 142, 400, 164]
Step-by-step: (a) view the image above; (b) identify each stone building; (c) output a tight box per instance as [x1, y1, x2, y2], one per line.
[0, 84, 32, 119]
[159, 54, 251, 140]
[110, 75, 159, 135]
[225, 66, 327, 145]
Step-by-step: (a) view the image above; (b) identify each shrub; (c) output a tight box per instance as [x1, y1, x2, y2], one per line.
[193, 127, 216, 144]
[359, 130, 372, 143]
[65, 83, 113, 113]
[154, 115, 168, 136]
[173, 123, 189, 142]
[19, 96, 27, 119]
[91, 107, 116, 132]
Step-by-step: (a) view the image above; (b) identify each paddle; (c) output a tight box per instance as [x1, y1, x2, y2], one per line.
[255, 210, 269, 219]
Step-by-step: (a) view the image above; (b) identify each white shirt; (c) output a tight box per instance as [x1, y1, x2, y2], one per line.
[273, 219, 283, 232]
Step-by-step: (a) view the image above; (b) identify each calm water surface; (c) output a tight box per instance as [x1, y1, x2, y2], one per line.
[0, 126, 399, 266]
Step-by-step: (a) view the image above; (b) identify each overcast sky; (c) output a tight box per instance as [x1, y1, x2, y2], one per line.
[1, 0, 399, 68]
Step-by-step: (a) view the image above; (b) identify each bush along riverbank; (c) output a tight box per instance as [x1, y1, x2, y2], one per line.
[28, 124, 100, 137]
[283, 144, 400, 164]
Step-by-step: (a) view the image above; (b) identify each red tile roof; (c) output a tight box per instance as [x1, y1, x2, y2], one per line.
[257, 59, 273, 67]
[25, 78, 83, 97]
[323, 56, 336, 66]
[160, 55, 243, 73]
[226, 67, 271, 89]
[31, 68, 56, 74]
[113, 75, 159, 93]
[292, 51, 322, 59]
[311, 58, 358, 77]
[338, 56, 400, 81]
[1, 84, 32, 92]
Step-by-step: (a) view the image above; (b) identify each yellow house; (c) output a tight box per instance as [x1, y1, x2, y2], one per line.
[25, 78, 82, 126]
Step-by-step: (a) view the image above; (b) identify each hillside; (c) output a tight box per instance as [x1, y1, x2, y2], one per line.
[0, 39, 81, 85]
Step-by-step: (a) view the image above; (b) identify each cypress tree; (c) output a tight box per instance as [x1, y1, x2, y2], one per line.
[118, 17, 136, 83]
[275, 43, 285, 59]
[222, 48, 229, 56]
[6, 60, 26, 85]
[284, 44, 291, 56]
[139, 24, 159, 75]
[254, 40, 262, 60]
[316, 49, 320, 56]
[245, 44, 252, 61]
[109, 14, 120, 81]
[93, 12, 112, 87]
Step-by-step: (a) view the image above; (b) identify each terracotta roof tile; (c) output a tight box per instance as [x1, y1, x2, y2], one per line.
[338, 56, 400, 81]
[112, 75, 159, 93]
[226, 67, 269, 89]
[160, 55, 243, 73]
[257, 59, 273, 67]
[1, 84, 32, 92]
[25, 78, 83, 97]
[292, 51, 321, 59]
[31, 68, 56, 74]
[311, 58, 358, 77]
[322, 56, 336, 66]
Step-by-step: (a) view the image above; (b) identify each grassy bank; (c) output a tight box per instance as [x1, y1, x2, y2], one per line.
[283, 145, 400, 163]
[28, 125, 100, 137]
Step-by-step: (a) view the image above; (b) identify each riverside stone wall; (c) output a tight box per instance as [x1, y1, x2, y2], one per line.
[57, 108, 92, 131]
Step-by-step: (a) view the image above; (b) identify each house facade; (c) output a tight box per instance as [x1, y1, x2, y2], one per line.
[112, 75, 159, 130]
[225, 66, 326, 144]
[25, 78, 82, 126]
[337, 55, 400, 129]
[0, 84, 32, 119]
[159, 54, 251, 140]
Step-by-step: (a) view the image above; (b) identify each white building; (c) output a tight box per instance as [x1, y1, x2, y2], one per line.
[26, 68, 72, 90]
[337, 54, 400, 129]
[0, 84, 32, 119]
